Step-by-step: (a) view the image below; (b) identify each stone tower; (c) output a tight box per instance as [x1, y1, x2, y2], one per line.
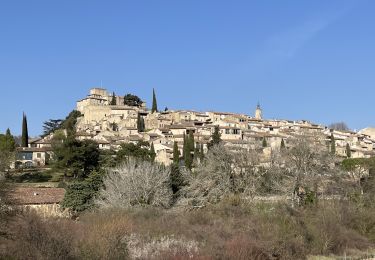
[255, 103, 262, 120]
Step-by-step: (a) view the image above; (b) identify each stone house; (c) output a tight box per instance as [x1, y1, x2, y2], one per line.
[15, 147, 53, 168]
[12, 187, 67, 218]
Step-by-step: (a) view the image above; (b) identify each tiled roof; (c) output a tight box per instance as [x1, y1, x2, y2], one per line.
[12, 187, 65, 205]
[16, 147, 53, 152]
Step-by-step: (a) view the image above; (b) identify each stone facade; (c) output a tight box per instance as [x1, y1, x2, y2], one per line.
[36, 88, 375, 165]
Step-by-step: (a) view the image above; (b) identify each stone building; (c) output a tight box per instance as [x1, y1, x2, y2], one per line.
[32, 87, 375, 165]
[11, 187, 68, 218]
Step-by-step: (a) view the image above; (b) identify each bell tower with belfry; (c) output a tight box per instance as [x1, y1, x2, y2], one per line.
[255, 102, 262, 120]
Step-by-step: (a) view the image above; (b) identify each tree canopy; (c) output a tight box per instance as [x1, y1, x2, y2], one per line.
[42, 119, 62, 137]
[117, 142, 154, 162]
[0, 129, 16, 172]
[52, 136, 100, 179]
[329, 122, 350, 131]
[208, 126, 222, 149]
[124, 94, 143, 107]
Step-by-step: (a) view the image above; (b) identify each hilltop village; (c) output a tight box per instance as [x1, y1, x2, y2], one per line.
[16, 87, 375, 168]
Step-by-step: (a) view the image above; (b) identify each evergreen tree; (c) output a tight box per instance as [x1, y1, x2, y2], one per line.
[200, 143, 204, 162]
[61, 169, 104, 212]
[123, 94, 142, 107]
[346, 143, 351, 158]
[194, 147, 200, 162]
[330, 133, 336, 155]
[5, 129, 15, 151]
[110, 92, 117, 105]
[173, 141, 180, 164]
[21, 113, 28, 147]
[262, 137, 267, 148]
[42, 119, 62, 137]
[164, 107, 168, 112]
[137, 113, 145, 132]
[0, 129, 16, 171]
[208, 126, 221, 149]
[0, 129, 16, 152]
[61, 110, 81, 137]
[188, 131, 195, 153]
[183, 133, 193, 169]
[170, 163, 184, 194]
[150, 143, 156, 162]
[182, 133, 186, 158]
[280, 138, 286, 150]
[151, 88, 158, 113]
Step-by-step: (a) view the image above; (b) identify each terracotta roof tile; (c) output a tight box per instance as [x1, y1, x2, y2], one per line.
[12, 187, 65, 205]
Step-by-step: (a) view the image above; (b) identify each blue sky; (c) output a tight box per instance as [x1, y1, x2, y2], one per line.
[0, 0, 374, 136]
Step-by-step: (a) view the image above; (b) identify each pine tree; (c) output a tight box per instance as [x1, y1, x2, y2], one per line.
[151, 88, 158, 113]
[346, 143, 351, 158]
[110, 92, 116, 105]
[330, 133, 336, 155]
[262, 137, 267, 148]
[150, 143, 156, 162]
[21, 113, 29, 147]
[173, 141, 180, 164]
[208, 126, 221, 149]
[280, 138, 286, 150]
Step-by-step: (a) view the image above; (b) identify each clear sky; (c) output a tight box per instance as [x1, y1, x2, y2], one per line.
[0, 0, 374, 136]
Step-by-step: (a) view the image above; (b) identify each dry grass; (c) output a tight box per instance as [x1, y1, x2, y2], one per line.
[1, 199, 375, 259]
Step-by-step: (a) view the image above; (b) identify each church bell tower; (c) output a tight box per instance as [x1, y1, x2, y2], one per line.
[255, 103, 262, 120]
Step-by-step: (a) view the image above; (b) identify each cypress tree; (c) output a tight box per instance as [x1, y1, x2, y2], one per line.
[208, 126, 221, 149]
[21, 113, 29, 147]
[183, 132, 193, 169]
[200, 143, 204, 162]
[262, 137, 267, 148]
[110, 92, 116, 105]
[280, 138, 285, 150]
[182, 133, 186, 158]
[188, 131, 195, 152]
[194, 147, 200, 162]
[330, 133, 336, 155]
[137, 113, 145, 132]
[346, 143, 351, 158]
[151, 88, 158, 113]
[150, 143, 156, 162]
[170, 163, 183, 194]
[173, 141, 180, 164]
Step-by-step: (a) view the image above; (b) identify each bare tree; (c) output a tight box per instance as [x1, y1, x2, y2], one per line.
[178, 144, 263, 208]
[329, 122, 349, 131]
[0, 173, 15, 237]
[269, 136, 335, 206]
[96, 159, 172, 209]
[0, 151, 14, 173]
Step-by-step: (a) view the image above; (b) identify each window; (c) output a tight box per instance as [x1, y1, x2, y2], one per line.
[225, 129, 230, 134]
[37, 153, 41, 158]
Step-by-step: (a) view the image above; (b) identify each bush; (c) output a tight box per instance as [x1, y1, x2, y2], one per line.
[96, 159, 172, 209]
